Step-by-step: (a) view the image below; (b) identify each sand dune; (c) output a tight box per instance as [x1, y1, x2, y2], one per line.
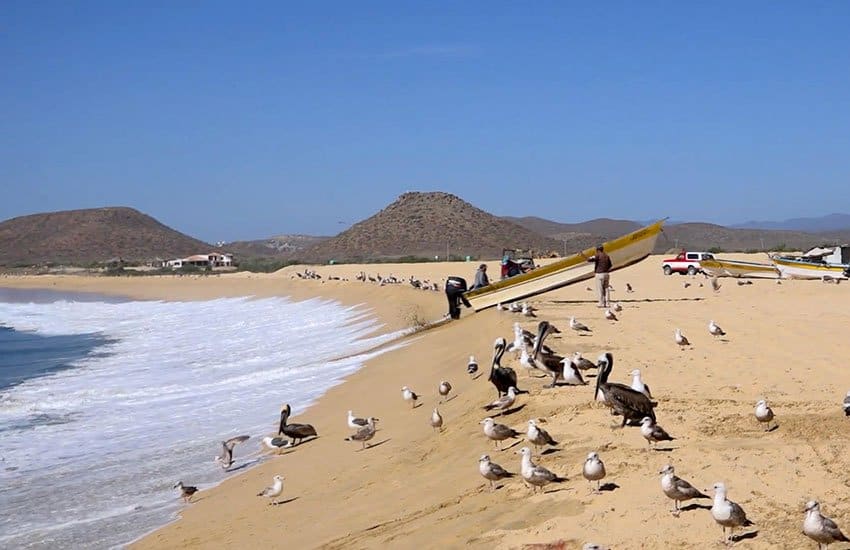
[5, 254, 850, 549]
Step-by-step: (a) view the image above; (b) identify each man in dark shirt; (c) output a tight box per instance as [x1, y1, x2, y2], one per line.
[585, 245, 612, 307]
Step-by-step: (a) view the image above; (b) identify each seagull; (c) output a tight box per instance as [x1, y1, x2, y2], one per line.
[640, 417, 675, 449]
[710, 276, 721, 292]
[347, 410, 369, 430]
[496, 303, 505, 311]
[612, 302, 623, 312]
[630, 369, 652, 399]
[173, 481, 198, 503]
[572, 352, 596, 371]
[520, 347, 545, 378]
[345, 417, 378, 449]
[708, 320, 726, 338]
[683, 282, 691, 288]
[401, 386, 419, 408]
[843, 391, 850, 417]
[483, 386, 517, 415]
[582, 452, 606, 493]
[803, 500, 850, 549]
[755, 399, 775, 431]
[604, 308, 618, 321]
[570, 316, 592, 334]
[262, 436, 291, 453]
[659, 464, 709, 516]
[521, 303, 536, 317]
[626, 283, 634, 293]
[710, 482, 754, 545]
[214, 435, 250, 470]
[526, 419, 558, 451]
[257, 475, 284, 505]
[480, 417, 520, 450]
[674, 328, 690, 347]
[430, 408, 444, 432]
[478, 454, 514, 491]
[558, 357, 587, 385]
[467, 355, 478, 376]
[517, 446, 566, 493]
[438, 380, 453, 402]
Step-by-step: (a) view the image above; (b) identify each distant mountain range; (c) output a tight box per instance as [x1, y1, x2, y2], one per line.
[2, 201, 849, 267]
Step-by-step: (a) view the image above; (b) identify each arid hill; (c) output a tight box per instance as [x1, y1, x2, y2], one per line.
[225, 234, 330, 259]
[298, 192, 588, 262]
[0, 207, 212, 266]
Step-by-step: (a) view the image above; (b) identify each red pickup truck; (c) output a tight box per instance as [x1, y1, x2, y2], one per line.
[661, 251, 714, 276]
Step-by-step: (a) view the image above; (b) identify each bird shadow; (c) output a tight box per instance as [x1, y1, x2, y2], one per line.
[732, 530, 759, 542]
[500, 439, 524, 452]
[765, 424, 780, 433]
[680, 503, 712, 512]
[358, 438, 391, 451]
[271, 497, 299, 506]
[651, 446, 678, 453]
[412, 403, 423, 409]
[442, 395, 458, 403]
[542, 485, 572, 494]
[540, 448, 561, 455]
[599, 482, 619, 492]
[471, 373, 484, 380]
[499, 404, 527, 417]
[224, 460, 260, 473]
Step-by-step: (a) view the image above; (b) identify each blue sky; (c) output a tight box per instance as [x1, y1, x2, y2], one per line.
[2, 2, 849, 241]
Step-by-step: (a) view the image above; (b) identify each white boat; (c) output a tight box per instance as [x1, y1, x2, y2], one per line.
[770, 246, 850, 280]
[466, 220, 665, 311]
[700, 257, 779, 278]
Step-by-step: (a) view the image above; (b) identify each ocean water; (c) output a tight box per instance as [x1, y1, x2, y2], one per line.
[0, 290, 405, 549]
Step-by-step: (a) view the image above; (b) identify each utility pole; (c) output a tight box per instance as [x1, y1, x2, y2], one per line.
[446, 242, 450, 261]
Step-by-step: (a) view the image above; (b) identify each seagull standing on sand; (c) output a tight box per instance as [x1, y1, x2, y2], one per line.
[582, 452, 606, 493]
[517, 446, 566, 493]
[401, 386, 419, 408]
[755, 399, 775, 431]
[711, 276, 722, 292]
[710, 482, 754, 545]
[640, 417, 675, 449]
[480, 417, 520, 450]
[478, 454, 514, 491]
[559, 358, 587, 385]
[803, 500, 850, 549]
[438, 380, 453, 402]
[345, 417, 378, 449]
[572, 352, 596, 371]
[612, 302, 623, 312]
[467, 355, 478, 376]
[675, 328, 690, 347]
[630, 369, 652, 399]
[520, 348, 544, 378]
[483, 387, 518, 415]
[526, 419, 558, 451]
[659, 464, 709, 516]
[257, 475, 284, 505]
[521, 303, 536, 317]
[173, 481, 198, 503]
[214, 435, 250, 470]
[604, 308, 618, 321]
[262, 436, 291, 453]
[347, 410, 369, 430]
[570, 316, 592, 334]
[709, 320, 726, 339]
[843, 391, 850, 417]
[430, 408, 444, 432]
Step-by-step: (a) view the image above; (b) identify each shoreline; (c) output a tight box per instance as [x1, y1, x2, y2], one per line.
[4, 255, 850, 548]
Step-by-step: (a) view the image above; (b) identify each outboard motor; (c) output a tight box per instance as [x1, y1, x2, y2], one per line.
[445, 276, 471, 320]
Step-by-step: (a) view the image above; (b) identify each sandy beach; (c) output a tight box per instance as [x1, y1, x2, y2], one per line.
[5, 254, 850, 549]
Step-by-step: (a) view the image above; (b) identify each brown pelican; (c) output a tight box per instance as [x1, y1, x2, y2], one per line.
[345, 417, 378, 449]
[595, 353, 657, 427]
[710, 482, 754, 545]
[257, 475, 284, 505]
[755, 399, 775, 431]
[582, 452, 606, 493]
[478, 454, 514, 491]
[173, 481, 198, 503]
[488, 338, 519, 397]
[531, 321, 566, 387]
[803, 500, 850, 549]
[279, 404, 318, 445]
[214, 435, 250, 470]
[480, 417, 520, 450]
[517, 446, 566, 493]
[659, 464, 709, 515]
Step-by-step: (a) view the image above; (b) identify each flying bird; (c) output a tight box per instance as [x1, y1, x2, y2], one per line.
[214, 435, 250, 470]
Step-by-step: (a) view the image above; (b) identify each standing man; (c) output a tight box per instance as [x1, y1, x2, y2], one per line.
[445, 276, 472, 320]
[470, 263, 490, 290]
[585, 245, 612, 307]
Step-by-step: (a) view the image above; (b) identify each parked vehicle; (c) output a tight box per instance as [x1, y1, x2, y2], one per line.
[661, 251, 714, 276]
[500, 248, 536, 279]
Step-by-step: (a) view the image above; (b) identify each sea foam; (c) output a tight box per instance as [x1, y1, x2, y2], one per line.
[0, 295, 405, 548]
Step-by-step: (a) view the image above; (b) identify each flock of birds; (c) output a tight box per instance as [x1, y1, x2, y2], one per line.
[171, 277, 850, 549]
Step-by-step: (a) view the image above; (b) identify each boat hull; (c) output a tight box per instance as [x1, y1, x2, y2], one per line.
[466, 221, 664, 311]
[700, 258, 779, 279]
[770, 256, 849, 280]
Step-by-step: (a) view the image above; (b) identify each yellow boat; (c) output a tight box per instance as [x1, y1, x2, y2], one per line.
[466, 220, 665, 311]
[699, 258, 779, 278]
[770, 255, 849, 280]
